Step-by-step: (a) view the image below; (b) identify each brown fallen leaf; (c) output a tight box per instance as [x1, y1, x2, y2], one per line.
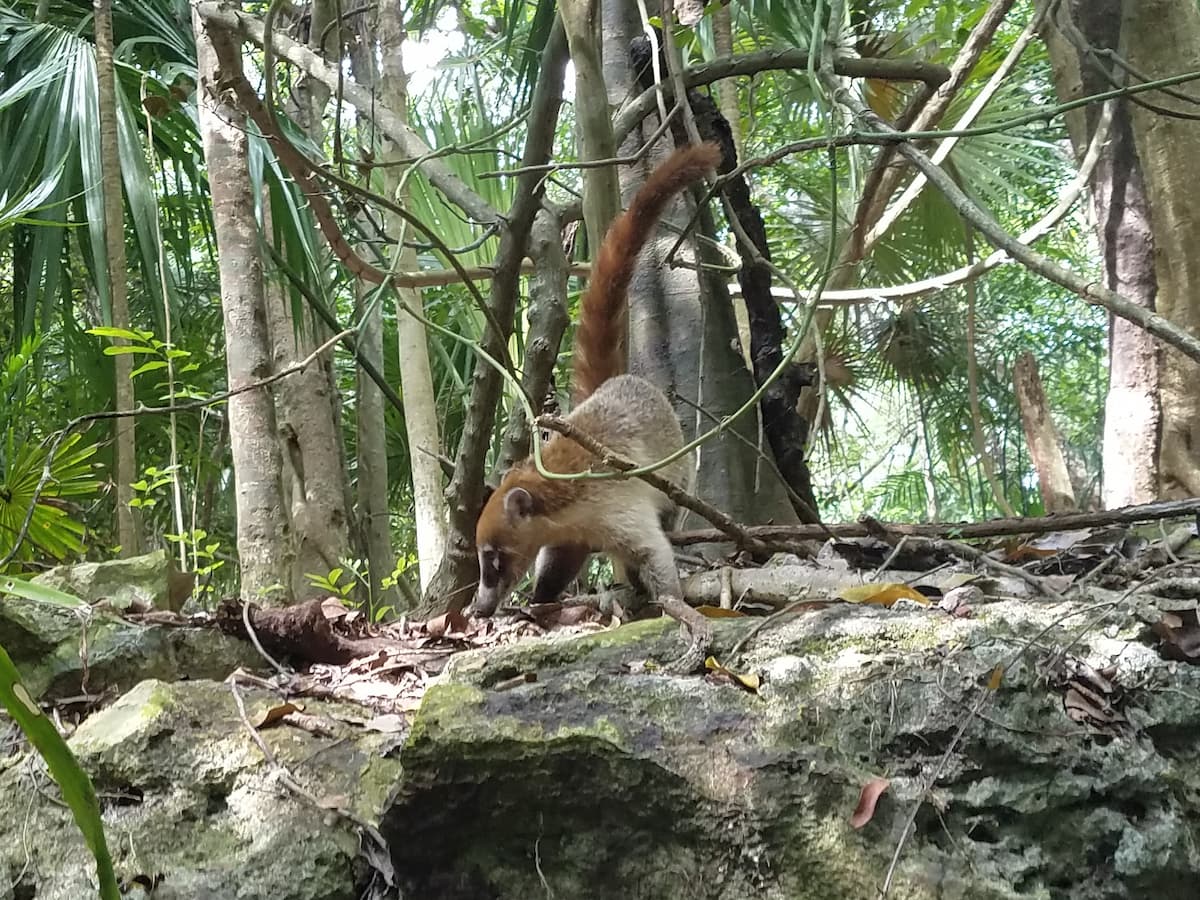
[250, 701, 302, 729]
[320, 596, 350, 619]
[425, 610, 472, 639]
[1150, 608, 1200, 663]
[849, 777, 890, 829]
[695, 605, 748, 618]
[938, 585, 981, 618]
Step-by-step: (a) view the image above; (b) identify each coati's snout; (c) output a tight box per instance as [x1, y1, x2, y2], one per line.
[471, 544, 519, 617]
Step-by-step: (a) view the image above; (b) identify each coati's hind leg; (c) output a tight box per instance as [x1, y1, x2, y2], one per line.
[619, 527, 711, 674]
[532, 544, 591, 604]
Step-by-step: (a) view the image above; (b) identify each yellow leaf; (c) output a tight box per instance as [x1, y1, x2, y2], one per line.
[839, 583, 930, 606]
[704, 656, 761, 692]
[987, 665, 1004, 691]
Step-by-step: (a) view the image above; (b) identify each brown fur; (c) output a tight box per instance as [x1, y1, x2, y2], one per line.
[571, 142, 724, 404]
[473, 144, 720, 617]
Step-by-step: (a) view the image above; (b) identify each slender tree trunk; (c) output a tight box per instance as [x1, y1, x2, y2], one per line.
[560, 0, 622, 282]
[712, 4, 754, 372]
[94, 0, 141, 556]
[1037, 0, 1161, 508]
[1120, 0, 1200, 497]
[1014, 352, 1077, 513]
[263, 0, 355, 599]
[378, 4, 447, 592]
[195, 14, 291, 605]
[347, 13, 399, 609]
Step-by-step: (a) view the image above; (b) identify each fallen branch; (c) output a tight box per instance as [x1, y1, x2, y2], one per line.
[670, 497, 1200, 545]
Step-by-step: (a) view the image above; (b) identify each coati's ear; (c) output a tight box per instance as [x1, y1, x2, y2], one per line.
[503, 486, 536, 521]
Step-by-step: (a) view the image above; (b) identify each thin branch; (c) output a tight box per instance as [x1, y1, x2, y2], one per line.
[614, 48, 950, 143]
[196, 1, 499, 225]
[825, 73, 1200, 365]
[865, 3, 1043, 250]
[535, 415, 770, 555]
[843, 0, 1018, 267]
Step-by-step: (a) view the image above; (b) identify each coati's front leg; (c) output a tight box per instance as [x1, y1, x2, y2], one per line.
[621, 529, 711, 674]
[532, 544, 591, 603]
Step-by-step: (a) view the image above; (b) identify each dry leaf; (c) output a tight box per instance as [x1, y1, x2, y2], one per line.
[986, 666, 1004, 691]
[938, 585, 981, 617]
[425, 610, 471, 638]
[839, 583, 930, 607]
[849, 777, 890, 829]
[321, 597, 349, 619]
[695, 605, 748, 619]
[703, 656, 761, 692]
[250, 702, 302, 729]
[1151, 608, 1200, 663]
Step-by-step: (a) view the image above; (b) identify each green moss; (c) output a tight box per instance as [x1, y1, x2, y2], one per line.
[70, 678, 174, 754]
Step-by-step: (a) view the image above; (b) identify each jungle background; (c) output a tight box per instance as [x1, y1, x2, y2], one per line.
[0, 0, 1194, 618]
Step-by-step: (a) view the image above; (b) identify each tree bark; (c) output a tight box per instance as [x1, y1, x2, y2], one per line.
[1120, 0, 1200, 498]
[347, 12, 398, 610]
[378, 4, 448, 593]
[258, 0, 355, 600]
[195, 14, 291, 605]
[420, 20, 570, 616]
[1013, 352, 1077, 514]
[94, 0, 141, 556]
[1037, 0, 1161, 509]
[602, 0, 799, 545]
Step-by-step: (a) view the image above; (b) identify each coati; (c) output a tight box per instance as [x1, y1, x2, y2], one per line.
[472, 142, 721, 661]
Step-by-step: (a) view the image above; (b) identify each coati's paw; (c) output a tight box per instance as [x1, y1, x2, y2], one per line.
[663, 608, 712, 675]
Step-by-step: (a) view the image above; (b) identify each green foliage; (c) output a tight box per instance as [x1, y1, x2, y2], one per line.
[0, 577, 119, 900]
[0, 337, 101, 570]
[165, 528, 224, 601]
[308, 558, 399, 622]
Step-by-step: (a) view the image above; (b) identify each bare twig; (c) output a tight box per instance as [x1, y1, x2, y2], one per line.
[613, 49, 950, 143]
[226, 675, 394, 882]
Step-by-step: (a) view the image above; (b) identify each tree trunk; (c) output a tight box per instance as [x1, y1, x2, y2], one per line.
[1120, 0, 1200, 497]
[94, 0, 141, 556]
[378, 4, 447, 593]
[346, 12, 399, 610]
[194, 14, 291, 605]
[1013, 352, 1077, 514]
[602, 0, 798, 544]
[712, 4, 754, 374]
[262, 0, 354, 600]
[560, 0, 622, 290]
[1037, 0, 1161, 508]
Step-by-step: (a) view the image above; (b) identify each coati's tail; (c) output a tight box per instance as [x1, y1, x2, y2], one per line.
[571, 142, 722, 403]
